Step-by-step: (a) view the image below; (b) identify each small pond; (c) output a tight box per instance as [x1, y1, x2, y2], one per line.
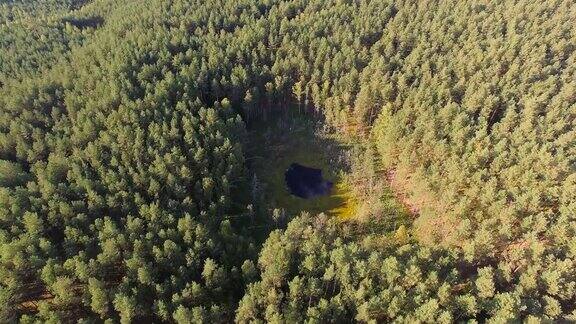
[285, 163, 333, 199]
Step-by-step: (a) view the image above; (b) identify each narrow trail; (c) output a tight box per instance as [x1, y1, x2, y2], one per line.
[385, 168, 421, 217]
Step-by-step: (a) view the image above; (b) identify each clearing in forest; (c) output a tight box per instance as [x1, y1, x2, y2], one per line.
[245, 113, 357, 219]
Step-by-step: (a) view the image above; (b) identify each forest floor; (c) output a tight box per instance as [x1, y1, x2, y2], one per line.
[245, 112, 358, 220]
[243, 110, 414, 245]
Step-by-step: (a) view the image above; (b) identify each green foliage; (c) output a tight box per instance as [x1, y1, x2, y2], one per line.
[0, 160, 30, 187]
[0, 0, 99, 84]
[0, 0, 574, 322]
[239, 214, 576, 322]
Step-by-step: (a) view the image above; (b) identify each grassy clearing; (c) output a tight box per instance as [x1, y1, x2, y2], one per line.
[329, 182, 358, 220]
[245, 111, 412, 238]
[245, 112, 356, 218]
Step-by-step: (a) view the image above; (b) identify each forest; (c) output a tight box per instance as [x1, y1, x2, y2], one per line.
[0, 0, 574, 322]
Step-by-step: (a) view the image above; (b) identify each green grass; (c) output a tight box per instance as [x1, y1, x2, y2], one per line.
[245, 112, 355, 218]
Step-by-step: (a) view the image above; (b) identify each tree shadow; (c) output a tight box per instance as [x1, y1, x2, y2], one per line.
[62, 16, 104, 29]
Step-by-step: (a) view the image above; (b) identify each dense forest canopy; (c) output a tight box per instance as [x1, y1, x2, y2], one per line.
[0, 0, 574, 322]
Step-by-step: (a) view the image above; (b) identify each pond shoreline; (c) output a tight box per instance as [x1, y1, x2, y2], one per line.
[244, 112, 356, 219]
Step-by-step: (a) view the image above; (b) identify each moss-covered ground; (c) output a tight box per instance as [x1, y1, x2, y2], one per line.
[245, 112, 357, 219]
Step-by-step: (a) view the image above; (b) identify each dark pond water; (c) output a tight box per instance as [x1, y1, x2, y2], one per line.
[285, 163, 333, 199]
